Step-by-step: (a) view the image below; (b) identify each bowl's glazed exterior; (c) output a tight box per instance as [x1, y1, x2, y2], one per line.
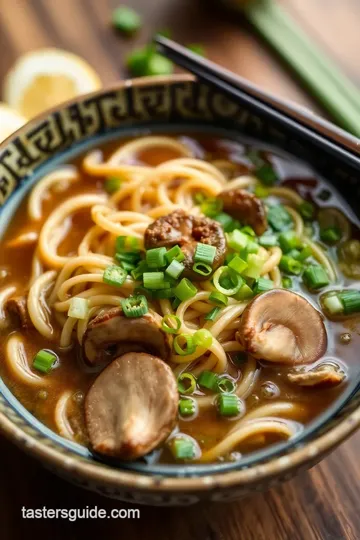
[0, 75, 360, 505]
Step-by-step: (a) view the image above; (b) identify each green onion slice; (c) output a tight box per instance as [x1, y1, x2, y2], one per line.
[68, 297, 89, 320]
[165, 259, 184, 279]
[171, 437, 196, 460]
[179, 398, 197, 417]
[104, 176, 123, 194]
[194, 243, 216, 265]
[161, 314, 181, 334]
[213, 266, 242, 296]
[209, 290, 228, 306]
[173, 334, 196, 356]
[303, 265, 330, 290]
[177, 372, 196, 394]
[174, 278, 197, 302]
[192, 262, 212, 276]
[33, 349, 57, 374]
[193, 329, 213, 349]
[197, 370, 218, 391]
[146, 247, 167, 269]
[217, 376, 236, 394]
[143, 271, 168, 290]
[204, 306, 221, 321]
[165, 245, 185, 264]
[217, 394, 242, 417]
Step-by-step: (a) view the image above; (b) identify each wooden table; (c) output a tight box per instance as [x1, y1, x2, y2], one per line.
[1, 1, 360, 538]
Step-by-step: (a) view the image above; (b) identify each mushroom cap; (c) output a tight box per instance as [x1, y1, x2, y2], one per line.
[85, 352, 178, 460]
[237, 289, 327, 365]
[144, 209, 226, 281]
[83, 307, 171, 366]
[218, 188, 268, 236]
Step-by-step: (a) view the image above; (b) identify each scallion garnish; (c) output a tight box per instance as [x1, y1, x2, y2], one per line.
[200, 197, 223, 217]
[209, 290, 228, 306]
[104, 176, 123, 194]
[33, 350, 57, 374]
[174, 278, 197, 302]
[217, 377, 236, 394]
[256, 164, 278, 186]
[282, 276, 293, 289]
[112, 6, 142, 35]
[193, 329, 213, 349]
[143, 271, 168, 290]
[103, 265, 127, 288]
[194, 242, 216, 265]
[161, 314, 181, 334]
[177, 373, 196, 394]
[280, 255, 303, 275]
[234, 283, 254, 300]
[146, 247, 167, 269]
[228, 255, 248, 275]
[204, 306, 221, 321]
[120, 295, 148, 318]
[213, 212, 234, 230]
[198, 370, 218, 391]
[278, 230, 302, 253]
[68, 297, 89, 320]
[303, 265, 330, 290]
[253, 277, 274, 294]
[152, 288, 175, 299]
[320, 226, 342, 245]
[298, 201, 315, 220]
[165, 245, 185, 264]
[192, 262, 212, 276]
[173, 334, 196, 356]
[217, 394, 241, 417]
[131, 260, 149, 281]
[179, 398, 196, 417]
[226, 229, 249, 251]
[267, 205, 292, 231]
[116, 235, 141, 253]
[165, 259, 184, 279]
[213, 266, 243, 296]
[338, 290, 360, 314]
[171, 437, 196, 460]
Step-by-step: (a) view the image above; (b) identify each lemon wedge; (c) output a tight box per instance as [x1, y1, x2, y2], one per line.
[0, 103, 26, 142]
[3, 48, 102, 119]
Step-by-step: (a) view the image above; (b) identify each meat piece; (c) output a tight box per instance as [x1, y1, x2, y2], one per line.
[219, 188, 267, 235]
[144, 209, 226, 281]
[237, 289, 327, 365]
[288, 364, 345, 388]
[83, 307, 171, 366]
[5, 295, 33, 329]
[85, 352, 178, 460]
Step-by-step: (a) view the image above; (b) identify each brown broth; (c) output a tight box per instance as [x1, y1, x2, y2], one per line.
[0, 133, 359, 463]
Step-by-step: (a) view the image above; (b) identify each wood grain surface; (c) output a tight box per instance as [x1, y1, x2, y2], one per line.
[0, 1, 360, 539]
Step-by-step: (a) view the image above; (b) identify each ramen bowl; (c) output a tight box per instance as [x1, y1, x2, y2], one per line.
[0, 75, 360, 505]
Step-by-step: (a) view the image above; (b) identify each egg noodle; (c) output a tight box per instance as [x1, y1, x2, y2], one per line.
[1, 136, 335, 461]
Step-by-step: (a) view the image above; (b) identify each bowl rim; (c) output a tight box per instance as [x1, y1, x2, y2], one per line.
[0, 73, 359, 493]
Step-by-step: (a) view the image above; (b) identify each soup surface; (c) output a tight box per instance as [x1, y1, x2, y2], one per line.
[0, 133, 359, 465]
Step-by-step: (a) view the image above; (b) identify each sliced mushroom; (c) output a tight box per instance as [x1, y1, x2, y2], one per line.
[144, 209, 226, 281]
[288, 364, 345, 388]
[83, 307, 171, 366]
[218, 188, 267, 235]
[237, 289, 327, 365]
[5, 295, 33, 329]
[85, 352, 178, 460]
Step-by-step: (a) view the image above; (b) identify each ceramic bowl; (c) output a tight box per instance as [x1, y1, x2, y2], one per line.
[0, 75, 360, 506]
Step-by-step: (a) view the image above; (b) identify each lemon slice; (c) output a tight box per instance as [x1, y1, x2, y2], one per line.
[0, 103, 26, 142]
[3, 48, 102, 119]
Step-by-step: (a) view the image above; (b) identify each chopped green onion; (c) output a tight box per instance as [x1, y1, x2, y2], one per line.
[242, 253, 266, 279]
[282, 276, 293, 289]
[303, 265, 329, 290]
[217, 377, 236, 394]
[280, 255, 303, 275]
[172, 297, 181, 310]
[112, 6, 142, 35]
[117, 260, 136, 272]
[146, 54, 173, 76]
[200, 197, 223, 217]
[172, 437, 195, 460]
[320, 227, 342, 245]
[287, 248, 302, 260]
[213, 212, 234, 230]
[323, 293, 344, 315]
[194, 243, 216, 265]
[253, 277, 274, 294]
[33, 350, 57, 374]
[204, 306, 221, 321]
[213, 266, 243, 296]
[234, 283, 254, 300]
[116, 236, 141, 253]
[165, 245, 185, 264]
[217, 394, 241, 417]
[103, 265, 127, 287]
[198, 370, 218, 391]
[121, 295, 148, 318]
[179, 398, 196, 417]
[143, 271, 168, 290]
[193, 329, 213, 349]
[133, 286, 153, 300]
[68, 297, 89, 320]
[174, 278, 197, 301]
[193, 192, 206, 204]
[226, 229, 249, 251]
[152, 288, 175, 299]
[256, 164, 278, 186]
[165, 259, 184, 279]
[225, 219, 242, 233]
[228, 255, 248, 275]
[115, 251, 141, 264]
[104, 176, 123, 194]
[304, 223, 315, 238]
[298, 201, 315, 220]
[174, 334, 196, 356]
[339, 290, 360, 314]
[126, 47, 151, 77]
[241, 226, 256, 237]
[279, 230, 302, 253]
[161, 314, 181, 334]
[187, 43, 205, 56]
[192, 262, 213, 276]
[209, 290, 228, 306]
[259, 234, 278, 248]
[267, 205, 292, 231]
[177, 373, 196, 395]
[131, 260, 148, 281]
[146, 247, 167, 269]
[242, 240, 259, 256]
[297, 245, 313, 261]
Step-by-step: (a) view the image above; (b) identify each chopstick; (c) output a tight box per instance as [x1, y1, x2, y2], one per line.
[154, 36, 360, 171]
[244, 0, 360, 136]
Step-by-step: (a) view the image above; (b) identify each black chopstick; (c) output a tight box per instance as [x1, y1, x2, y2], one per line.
[154, 36, 360, 171]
